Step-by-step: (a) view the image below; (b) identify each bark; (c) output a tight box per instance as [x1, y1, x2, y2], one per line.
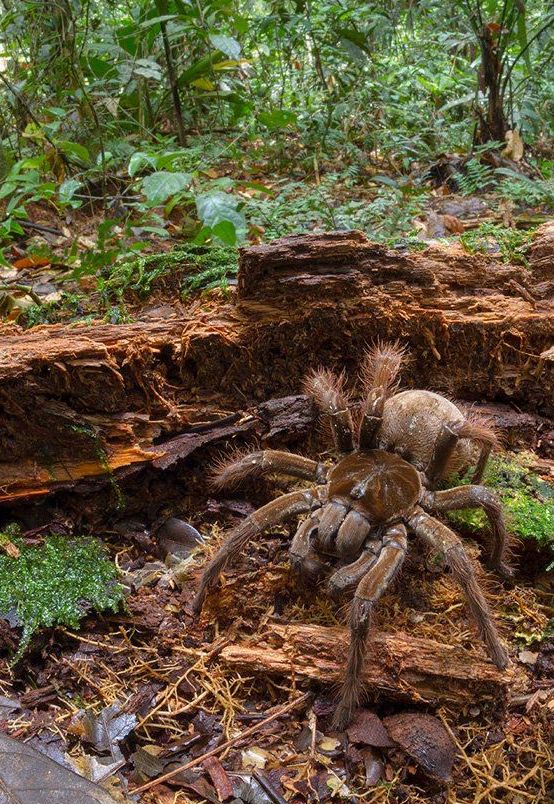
[0, 231, 552, 508]
[219, 622, 510, 707]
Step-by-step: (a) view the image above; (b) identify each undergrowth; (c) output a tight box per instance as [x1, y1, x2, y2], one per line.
[99, 243, 238, 304]
[0, 528, 124, 662]
[460, 223, 535, 265]
[448, 454, 554, 553]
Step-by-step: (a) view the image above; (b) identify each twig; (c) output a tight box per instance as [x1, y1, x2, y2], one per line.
[0, 284, 42, 305]
[132, 691, 311, 794]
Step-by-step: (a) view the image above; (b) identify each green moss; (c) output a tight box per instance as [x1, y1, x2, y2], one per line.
[459, 223, 535, 266]
[99, 243, 238, 303]
[447, 454, 554, 549]
[0, 529, 124, 662]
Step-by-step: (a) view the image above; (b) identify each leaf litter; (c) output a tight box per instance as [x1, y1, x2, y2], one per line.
[0, 495, 552, 802]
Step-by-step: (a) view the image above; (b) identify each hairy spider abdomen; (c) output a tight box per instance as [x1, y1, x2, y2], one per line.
[379, 390, 475, 475]
[328, 450, 421, 523]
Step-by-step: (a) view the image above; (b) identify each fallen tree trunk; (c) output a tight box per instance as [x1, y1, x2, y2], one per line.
[220, 622, 511, 707]
[1, 231, 552, 509]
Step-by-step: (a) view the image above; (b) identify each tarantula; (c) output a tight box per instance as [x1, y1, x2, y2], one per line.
[193, 343, 511, 729]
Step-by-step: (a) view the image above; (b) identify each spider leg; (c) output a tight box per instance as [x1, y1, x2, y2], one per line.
[211, 448, 328, 490]
[317, 499, 349, 552]
[425, 421, 461, 488]
[333, 523, 407, 730]
[425, 416, 499, 488]
[336, 510, 372, 557]
[290, 510, 328, 582]
[358, 342, 406, 450]
[193, 486, 325, 615]
[458, 416, 498, 483]
[327, 542, 381, 599]
[409, 507, 508, 669]
[424, 486, 513, 577]
[303, 368, 355, 453]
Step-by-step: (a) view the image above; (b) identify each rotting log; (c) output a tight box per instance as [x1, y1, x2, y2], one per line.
[219, 622, 511, 707]
[0, 230, 553, 508]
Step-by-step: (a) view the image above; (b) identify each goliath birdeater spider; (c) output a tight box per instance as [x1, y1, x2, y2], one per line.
[193, 343, 511, 729]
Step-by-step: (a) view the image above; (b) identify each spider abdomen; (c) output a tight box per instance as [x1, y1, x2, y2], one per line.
[328, 450, 421, 524]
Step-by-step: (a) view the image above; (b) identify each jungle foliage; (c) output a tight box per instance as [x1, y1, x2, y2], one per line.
[0, 1, 553, 291]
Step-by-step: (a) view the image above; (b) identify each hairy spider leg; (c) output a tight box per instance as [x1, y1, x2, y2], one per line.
[303, 368, 355, 453]
[425, 485, 513, 578]
[409, 507, 508, 669]
[211, 448, 328, 490]
[333, 523, 408, 730]
[317, 499, 349, 553]
[289, 509, 328, 581]
[457, 417, 498, 483]
[193, 486, 326, 615]
[326, 542, 381, 598]
[336, 510, 372, 556]
[358, 342, 405, 450]
[425, 417, 498, 488]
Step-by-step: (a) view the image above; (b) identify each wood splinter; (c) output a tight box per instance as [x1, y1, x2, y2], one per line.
[219, 622, 511, 707]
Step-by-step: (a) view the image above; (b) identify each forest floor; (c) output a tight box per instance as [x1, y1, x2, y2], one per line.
[0, 157, 553, 803]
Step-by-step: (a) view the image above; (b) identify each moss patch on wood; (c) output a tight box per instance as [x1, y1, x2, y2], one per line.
[448, 454, 554, 551]
[0, 528, 124, 662]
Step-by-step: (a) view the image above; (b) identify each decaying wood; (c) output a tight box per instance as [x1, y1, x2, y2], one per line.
[1, 230, 553, 509]
[220, 622, 511, 707]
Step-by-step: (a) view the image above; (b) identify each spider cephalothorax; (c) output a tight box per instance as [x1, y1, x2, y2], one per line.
[193, 343, 512, 729]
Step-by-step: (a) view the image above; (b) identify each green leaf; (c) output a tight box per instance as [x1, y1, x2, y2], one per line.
[59, 179, 82, 204]
[515, 6, 532, 75]
[133, 58, 163, 81]
[196, 191, 246, 241]
[372, 175, 399, 188]
[209, 34, 241, 60]
[258, 108, 297, 130]
[139, 14, 178, 29]
[128, 152, 157, 177]
[142, 171, 192, 204]
[57, 140, 90, 165]
[212, 219, 237, 245]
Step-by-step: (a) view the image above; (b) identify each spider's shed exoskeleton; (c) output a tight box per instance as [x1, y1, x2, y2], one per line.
[193, 343, 512, 729]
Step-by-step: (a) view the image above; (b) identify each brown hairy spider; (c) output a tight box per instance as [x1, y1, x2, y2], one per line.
[193, 343, 512, 729]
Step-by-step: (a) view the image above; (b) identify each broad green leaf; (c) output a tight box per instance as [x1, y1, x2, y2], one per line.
[142, 171, 192, 204]
[133, 58, 163, 81]
[59, 179, 82, 203]
[339, 36, 367, 63]
[213, 60, 244, 71]
[196, 191, 246, 240]
[439, 92, 475, 112]
[192, 77, 215, 90]
[515, 7, 531, 75]
[179, 53, 220, 85]
[209, 34, 241, 60]
[128, 152, 157, 177]
[57, 140, 90, 164]
[258, 108, 297, 130]
[139, 14, 178, 29]
[212, 219, 237, 245]
[372, 175, 399, 188]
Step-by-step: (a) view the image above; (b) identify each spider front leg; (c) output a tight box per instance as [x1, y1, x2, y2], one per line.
[211, 448, 328, 489]
[333, 524, 407, 730]
[193, 486, 325, 615]
[303, 369, 355, 453]
[290, 509, 328, 582]
[409, 507, 508, 669]
[424, 485, 513, 578]
[358, 341, 405, 450]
